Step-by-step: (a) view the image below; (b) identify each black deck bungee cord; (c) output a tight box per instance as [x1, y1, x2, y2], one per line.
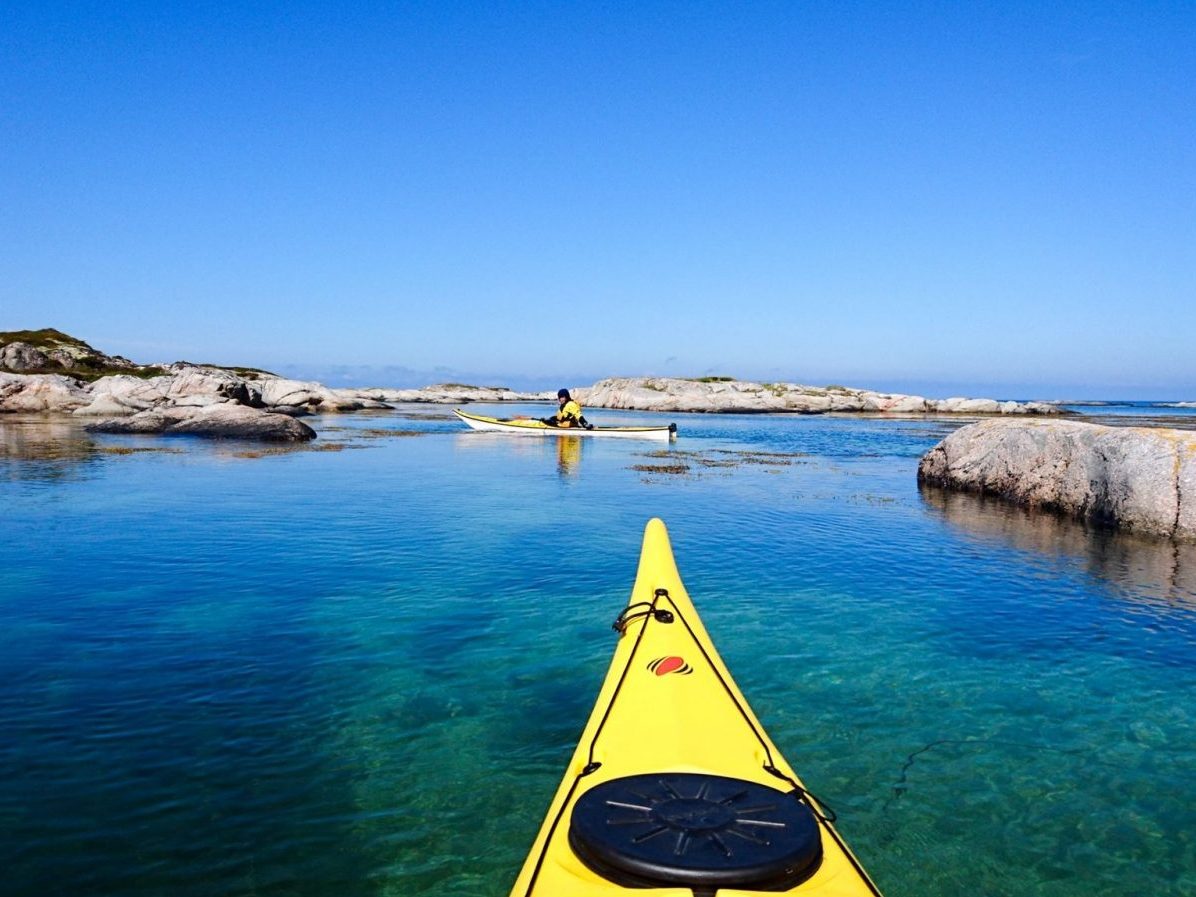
[656, 589, 883, 896]
[522, 589, 664, 896]
[654, 591, 837, 823]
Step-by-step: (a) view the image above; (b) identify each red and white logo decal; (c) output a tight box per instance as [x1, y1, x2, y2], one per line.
[648, 656, 693, 676]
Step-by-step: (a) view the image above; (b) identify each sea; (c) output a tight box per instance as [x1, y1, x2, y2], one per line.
[2, 401, 1194, 897]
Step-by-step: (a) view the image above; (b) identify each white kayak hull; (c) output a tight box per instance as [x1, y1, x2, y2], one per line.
[453, 409, 676, 441]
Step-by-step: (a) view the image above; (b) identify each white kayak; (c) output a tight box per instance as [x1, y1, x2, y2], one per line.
[453, 409, 677, 441]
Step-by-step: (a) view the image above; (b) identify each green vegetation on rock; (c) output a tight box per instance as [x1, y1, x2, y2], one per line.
[184, 363, 278, 378]
[0, 328, 93, 350]
[2, 330, 272, 382]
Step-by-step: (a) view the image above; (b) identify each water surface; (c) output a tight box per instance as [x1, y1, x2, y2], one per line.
[2, 406, 1193, 896]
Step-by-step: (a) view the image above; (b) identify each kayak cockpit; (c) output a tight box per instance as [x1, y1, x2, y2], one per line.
[568, 771, 823, 892]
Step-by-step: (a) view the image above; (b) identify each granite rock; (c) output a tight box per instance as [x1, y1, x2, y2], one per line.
[360, 385, 553, 404]
[0, 343, 53, 372]
[0, 372, 90, 412]
[575, 378, 1058, 415]
[918, 418, 1196, 541]
[165, 365, 263, 407]
[86, 402, 316, 441]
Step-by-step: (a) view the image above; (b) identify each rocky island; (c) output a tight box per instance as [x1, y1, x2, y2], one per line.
[0, 329, 551, 441]
[574, 376, 1058, 415]
[1, 330, 1062, 443]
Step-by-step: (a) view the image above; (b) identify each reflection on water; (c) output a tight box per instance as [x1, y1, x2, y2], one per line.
[449, 430, 589, 480]
[920, 485, 1196, 607]
[0, 415, 108, 482]
[1, 415, 94, 455]
[556, 437, 582, 476]
[0, 412, 445, 477]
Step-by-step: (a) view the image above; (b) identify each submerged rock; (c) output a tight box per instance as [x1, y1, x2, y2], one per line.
[918, 419, 1196, 541]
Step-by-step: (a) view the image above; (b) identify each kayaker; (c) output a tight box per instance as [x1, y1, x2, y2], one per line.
[543, 388, 592, 429]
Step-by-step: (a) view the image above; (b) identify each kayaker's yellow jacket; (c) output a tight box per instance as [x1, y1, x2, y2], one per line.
[554, 399, 583, 427]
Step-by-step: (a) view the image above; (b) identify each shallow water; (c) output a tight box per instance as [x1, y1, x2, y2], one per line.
[2, 407, 1194, 896]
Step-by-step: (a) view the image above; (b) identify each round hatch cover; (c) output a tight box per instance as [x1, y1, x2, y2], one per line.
[568, 772, 822, 890]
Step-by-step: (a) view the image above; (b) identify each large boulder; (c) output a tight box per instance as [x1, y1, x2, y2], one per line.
[86, 409, 180, 434]
[255, 377, 327, 409]
[243, 376, 392, 412]
[72, 394, 140, 417]
[73, 374, 173, 415]
[166, 404, 316, 440]
[918, 419, 1196, 541]
[935, 397, 999, 414]
[0, 342, 52, 372]
[0, 372, 90, 412]
[165, 364, 263, 407]
[86, 403, 316, 441]
[859, 392, 929, 413]
[86, 367, 266, 410]
[324, 387, 392, 411]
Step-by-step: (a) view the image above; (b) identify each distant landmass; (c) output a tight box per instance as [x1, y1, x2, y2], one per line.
[1, 328, 1067, 439]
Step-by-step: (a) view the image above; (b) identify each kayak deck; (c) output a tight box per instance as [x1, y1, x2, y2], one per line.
[454, 409, 677, 441]
[509, 519, 882, 896]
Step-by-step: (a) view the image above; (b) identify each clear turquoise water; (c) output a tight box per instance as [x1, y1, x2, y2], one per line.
[2, 407, 1194, 896]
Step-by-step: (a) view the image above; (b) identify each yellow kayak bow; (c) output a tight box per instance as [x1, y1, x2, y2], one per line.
[510, 519, 883, 896]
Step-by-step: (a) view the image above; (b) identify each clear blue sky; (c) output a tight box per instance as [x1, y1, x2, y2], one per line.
[2, 1, 1193, 398]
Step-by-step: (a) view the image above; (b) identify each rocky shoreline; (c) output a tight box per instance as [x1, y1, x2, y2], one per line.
[0, 367, 556, 441]
[6, 330, 1196, 543]
[0, 330, 1064, 442]
[575, 377, 1058, 415]
[0, 330, 560, 441]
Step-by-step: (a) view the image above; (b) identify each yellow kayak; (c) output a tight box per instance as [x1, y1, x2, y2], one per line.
[454, 409, 677, 441]
[510, 519, 883, 897]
